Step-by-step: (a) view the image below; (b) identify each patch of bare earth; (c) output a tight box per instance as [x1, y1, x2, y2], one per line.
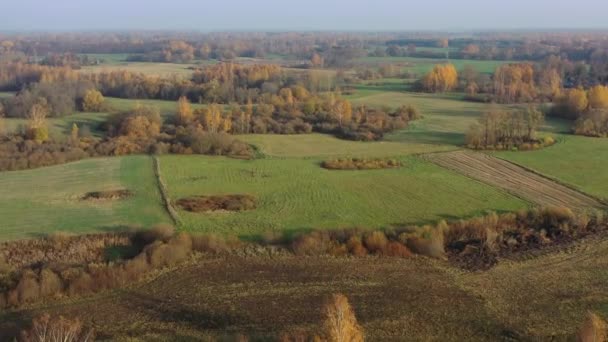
[424, 151, 605, 210]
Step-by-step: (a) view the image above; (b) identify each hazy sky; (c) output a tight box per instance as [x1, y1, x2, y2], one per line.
[0, 0, 604, 31]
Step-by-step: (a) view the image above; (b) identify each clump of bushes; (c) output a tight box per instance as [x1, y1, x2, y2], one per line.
[82, 189, 133, 201]
[288, 206, 607, 269]
[0, 225, 241, 309]
[321, 158, 401, 170]
[290, 229, 415, 258]
[176, 194, 256, 212]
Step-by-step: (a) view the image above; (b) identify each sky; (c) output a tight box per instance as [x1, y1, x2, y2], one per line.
[0, 0, 605, 31]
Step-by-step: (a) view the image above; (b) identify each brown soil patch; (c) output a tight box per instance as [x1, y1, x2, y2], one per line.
[176, 194, 256, 212]
[82, 189, 133, 201]
[424, 151, 605, 210]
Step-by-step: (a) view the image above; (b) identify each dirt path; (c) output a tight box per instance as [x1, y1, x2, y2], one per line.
[424, 150, 605, 210]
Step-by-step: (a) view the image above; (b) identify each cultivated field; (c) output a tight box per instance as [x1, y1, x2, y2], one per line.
[159, 154, 527, 237]
[497, 134, 608, 201]
[0, 156, 170, 240]
[424, 150, 605, 210]
[3, 234, 607, 340]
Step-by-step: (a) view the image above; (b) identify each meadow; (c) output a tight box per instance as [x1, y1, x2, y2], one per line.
[159, 154, 527, 238]
[496, 134, 608, 201]
[0, 156, 169, 240]
[239, 133, 456, 158]
[358, 56, 513, 75]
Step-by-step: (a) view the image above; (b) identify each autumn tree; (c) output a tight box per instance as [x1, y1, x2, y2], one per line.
[199, 104, 232, 133]
[70, 123, 79, 145]
[493, 63, 537, 103]
[332, 98, 353, 127]
[553, 88, 588, 119]
[20, 313, 94, 342]
[82, 89, 105, 112]
[578, 312, 607, 342]
[323, 294, 364, 342]
[27, 99, 50, 142]
[421, 64, 458, 93]
[525, 105, 544, 140]
[574, 109, 608, 137]
[176, 96, 193, 125]
[588, 85, 608, 109]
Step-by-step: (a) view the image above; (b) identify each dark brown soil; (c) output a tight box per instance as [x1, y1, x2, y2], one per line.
[176, 194, 256, 212]
[82, 189, 133, 201]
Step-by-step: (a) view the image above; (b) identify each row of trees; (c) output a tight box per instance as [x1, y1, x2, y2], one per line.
[174, 94, 420, 141]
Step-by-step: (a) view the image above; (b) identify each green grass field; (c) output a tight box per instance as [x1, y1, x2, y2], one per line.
[357, 56, 513, 75]
[160, 154, 528, 238]
[496, 134, 608, 201]
[0, 156, 170, 240]
[239, 133, 456, 158]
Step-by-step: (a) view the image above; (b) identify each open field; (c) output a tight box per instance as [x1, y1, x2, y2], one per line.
[496, 134, 608, 201]
[0, 156, 170, 240]
[348, 90, 570, 146]
[239, 133, 456, 158]
[159, 154, 527, 237]
[350, 91, 508, 145]
[79, 61, 214, 77]
[424, 150, 605, 210]
[357, 56, 514, 75]
[3, 234, 608, 340]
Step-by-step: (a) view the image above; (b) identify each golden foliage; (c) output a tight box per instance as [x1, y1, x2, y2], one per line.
[578, 312, 607, 342]
[176, 96, 193, 125]
[421, 64, 458, 92]
[588, 85, 608, 109]
[82, 89, 105, 112]
[323, 294, 364, 342]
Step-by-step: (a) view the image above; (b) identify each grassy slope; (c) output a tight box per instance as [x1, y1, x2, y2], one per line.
[496, 134, 608, 201]
[160, 154, 527, 238]
[0, 156, 169, 240]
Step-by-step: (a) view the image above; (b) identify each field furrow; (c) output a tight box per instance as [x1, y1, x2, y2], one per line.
[424, 151, 605, 210]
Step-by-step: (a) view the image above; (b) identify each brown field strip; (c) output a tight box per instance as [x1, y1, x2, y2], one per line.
[424, 150, 605, 210]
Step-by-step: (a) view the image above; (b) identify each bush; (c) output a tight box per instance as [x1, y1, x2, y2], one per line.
[321, 158, 401, 170]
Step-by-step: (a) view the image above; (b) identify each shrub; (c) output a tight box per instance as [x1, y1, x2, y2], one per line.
[406, 230, 445, 259]
[323, 294, 364, 342]
[20, 313, 94, 342]
[39, 268, 63, 298]
[363, 231, 388, 253]
[176, 194, 256, 212]
[321, 158, 401, 170]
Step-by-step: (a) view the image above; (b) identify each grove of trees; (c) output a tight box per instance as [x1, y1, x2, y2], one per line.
[465, 106, 552, 150]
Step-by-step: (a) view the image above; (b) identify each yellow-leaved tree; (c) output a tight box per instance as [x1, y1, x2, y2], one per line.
[587, 85, 608, 109]
[323, 294, 364, 342]
[421, 64, 458, 93]
[27, 99, 50, 142]
[82, 89, 105, 112]
[176, 96, 193, 125]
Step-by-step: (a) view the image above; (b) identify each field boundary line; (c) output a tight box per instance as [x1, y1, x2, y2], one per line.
[491, 153, 608, 207]
[152, 156, 181, 226]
